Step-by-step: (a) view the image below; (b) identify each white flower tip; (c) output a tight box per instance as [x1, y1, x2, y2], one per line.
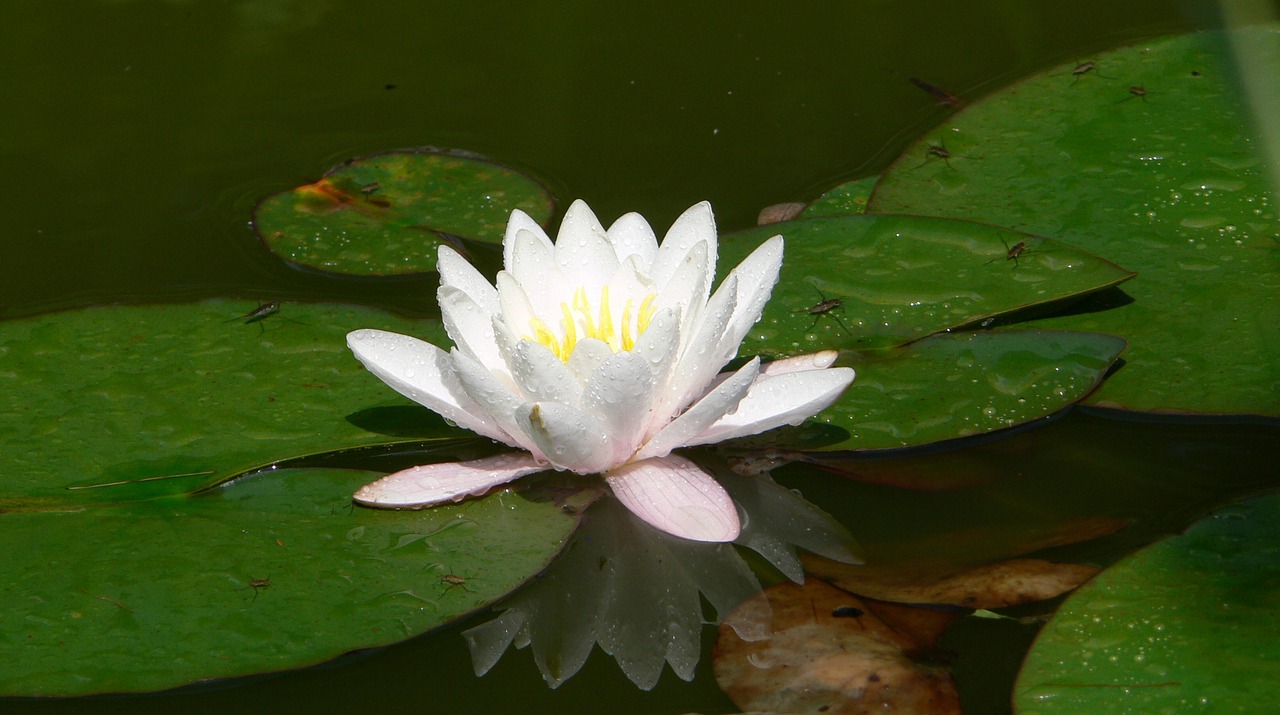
[812, 350, 839, 369]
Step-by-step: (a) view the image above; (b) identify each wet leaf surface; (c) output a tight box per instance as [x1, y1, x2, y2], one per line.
[867, 27, 1280, 416]
[1015, 491, 1280, 714]
[254, 150, 554, 276]
[0, 467, 579, 696]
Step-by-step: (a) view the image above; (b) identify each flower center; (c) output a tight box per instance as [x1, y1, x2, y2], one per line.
[527, 285, 657, 361]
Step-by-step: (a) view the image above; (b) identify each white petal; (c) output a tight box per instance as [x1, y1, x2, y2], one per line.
[566, 338, 615, 383]
[605, 455, 739, 542]
[653, 273, 739, 425]
[503, 209, 552, 270]
[508, 228, 567, 320]
[438, 245, 498, 314]
[511, 339, 583, 406]
[686, 366, 855, 446]
[649, 201, 717, 293]
[353, 452, 545, 507]
[496, 271, 538, 341]
[651, 240, 709, 344]
[606, 211, 658, 268]
[450, 348, 541, 456]
[629, 307, 682, 402]
[438, 285, 503, 372]
[515, 401, 613, 474]
[582, 351, 656, 463]
[555, 200, 619, 289]
[635, 357, 760, 461]
[346, 329, 517, 447]
[710, 234, 784, 368]
[761, 350, 840, 375]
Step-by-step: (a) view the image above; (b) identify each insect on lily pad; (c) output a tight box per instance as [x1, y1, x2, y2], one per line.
[253, 149, 555, 277]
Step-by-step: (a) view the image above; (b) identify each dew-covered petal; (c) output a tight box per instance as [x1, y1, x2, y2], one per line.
[606, 211, 658, 268]
[630, 308, 681, 396]
[515, 401, 613, 474]
[496, 271, 539, 342]
[649, 201, 717, 293]
[652, 274, 739, 425]
[554, 199, 619, 290]
[761, 349, 839, 375]
[451, 347, 541, 456]
[605, 455, 740, 542]
[353, 452, 546, 508]
[511, 339, 583, 406]
[651, 240, 709, 345]
[438, 285, 504, 373]
[635, 357, 759, 461]
[438, 245, 499, 314]
[709, 234, 783, 368]
[566, 338, 615, 383]
[582, 351, 656, 463]
[508, 228, 568, 319]
[346, 329, 516, 447]
[503, 208, 551, 270]
[685, 365, 855, 446]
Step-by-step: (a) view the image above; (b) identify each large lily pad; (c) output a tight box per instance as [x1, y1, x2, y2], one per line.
[254, 150, 554, 276]
[0, 300, 449, 507]
[746, 330, 1126, 452]
[867, 27, 1280, 416]
[1014, 491, 1280, 714]
[722, 214, 1134, 354]
[0, 467, 579, 696]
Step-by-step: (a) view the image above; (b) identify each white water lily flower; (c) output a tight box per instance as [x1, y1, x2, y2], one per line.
[347, 200, 855, 542]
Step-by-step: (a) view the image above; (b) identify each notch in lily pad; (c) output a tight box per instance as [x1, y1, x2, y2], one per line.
[254, 149, 555, 277]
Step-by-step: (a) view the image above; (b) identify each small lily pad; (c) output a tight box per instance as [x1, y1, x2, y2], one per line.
[1015, 491, 1280, 714]
[254, 150, 554, 276]
[0, 467, 579, 696]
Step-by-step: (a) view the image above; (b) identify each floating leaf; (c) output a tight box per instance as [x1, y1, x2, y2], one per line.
[801, 174, 878, 217]
[254, 150, 554, 276]
[1015, 491, 1280, 714]
[722, 214, 1134, 354]
[714, 579, 961, 715]
[0, 467, 579, 696]
[868, 27, 1280, 416]
[0, 300, 448, 507]
[746, 330, 1126, 452]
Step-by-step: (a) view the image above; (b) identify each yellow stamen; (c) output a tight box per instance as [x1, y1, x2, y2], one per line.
[523, 285, 658, 362]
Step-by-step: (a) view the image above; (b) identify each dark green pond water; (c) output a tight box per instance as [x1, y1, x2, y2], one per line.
[2, 2, 1275, 713]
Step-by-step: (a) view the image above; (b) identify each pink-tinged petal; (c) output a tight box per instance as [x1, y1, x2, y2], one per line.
[606, 211, 658, 268]
[438, 286, 504, 374]
[508, 228, 569, 319]
[515, 401, 614, 474]
[685, 366, 856, 446]
[450, 348, 542, 456]
[354, 452, 546, 508]
[649, 201, 717, 293]
[582, 351, 656, 462]
[635, 357, 760, 461]
[503, 209, 552, 270]
[555, 200, 619, 289]
[511, 339, 583, 405]
[438, 246, 498, 314]
[605, 455, 739, 542]
[346, 329, 517, 447]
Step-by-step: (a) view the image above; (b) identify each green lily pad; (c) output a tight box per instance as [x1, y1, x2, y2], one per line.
[0, 300, 450, 507]
[800, 174, 878, 217]
[1014, 491, 1280, 714]
[867, 27, 1280, 417]
[0, 467, 579, 696]
[254, 150, 554, 276]
[753, 330, 1126, 452]
[722, 214, 1133, 354]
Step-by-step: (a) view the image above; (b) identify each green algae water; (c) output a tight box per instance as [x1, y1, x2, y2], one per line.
[1, 1, 1275, 713]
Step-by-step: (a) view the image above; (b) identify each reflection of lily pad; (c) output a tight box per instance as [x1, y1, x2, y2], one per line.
[1015, 491, 1280, 713]
[747, 330, 1126, 452]
[722, 215, 1134, 354]
[254, 150, 554, 276]
[0, 300, 451, 506]
[0, 467, 578, 696]
[868, 28, 1280, 416]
